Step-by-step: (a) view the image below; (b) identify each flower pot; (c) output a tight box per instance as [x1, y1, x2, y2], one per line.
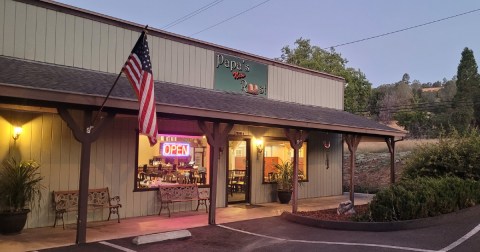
[277, 190, 292, 204]
[0, 209, 30, 234]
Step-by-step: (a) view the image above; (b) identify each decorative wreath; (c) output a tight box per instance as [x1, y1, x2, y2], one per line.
[323, 141, 331, 149]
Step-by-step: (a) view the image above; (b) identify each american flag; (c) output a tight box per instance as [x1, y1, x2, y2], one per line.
[123, 31, 158, 146]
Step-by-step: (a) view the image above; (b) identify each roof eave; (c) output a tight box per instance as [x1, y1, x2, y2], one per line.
[1, 83, 406, 138]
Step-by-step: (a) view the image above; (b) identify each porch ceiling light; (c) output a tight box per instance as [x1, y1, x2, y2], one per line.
[13, 126, 22, 141]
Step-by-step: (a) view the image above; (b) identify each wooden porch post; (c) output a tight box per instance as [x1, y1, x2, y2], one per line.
[385, 137, 396, 184]
[344, 134, 361, 206]
[198, 121, 233, 225]
[58, 108, 115, 244]
[284, 129, 308, 214]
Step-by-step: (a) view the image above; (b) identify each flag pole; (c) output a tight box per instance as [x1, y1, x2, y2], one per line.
[90, 25, 149, 129]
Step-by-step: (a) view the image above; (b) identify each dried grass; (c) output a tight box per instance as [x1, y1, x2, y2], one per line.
[346, 139, 439, 153]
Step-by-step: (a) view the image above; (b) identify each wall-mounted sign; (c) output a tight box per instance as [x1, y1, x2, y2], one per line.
[162, 142, 190, 156]
[214, 53, 268, 96]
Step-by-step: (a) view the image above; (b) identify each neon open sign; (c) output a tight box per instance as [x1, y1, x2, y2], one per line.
[162, 142, 190, 156]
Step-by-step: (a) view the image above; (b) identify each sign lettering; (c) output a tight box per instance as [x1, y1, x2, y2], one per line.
[162, 142, 190, 156]
[214, 53, 268, 96]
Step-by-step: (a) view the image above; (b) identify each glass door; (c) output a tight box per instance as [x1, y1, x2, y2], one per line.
[227, 139, 250, 204]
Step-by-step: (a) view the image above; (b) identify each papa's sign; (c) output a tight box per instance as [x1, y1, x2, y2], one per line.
[214, 53, 268, 96]
[162, 142, 190, 156]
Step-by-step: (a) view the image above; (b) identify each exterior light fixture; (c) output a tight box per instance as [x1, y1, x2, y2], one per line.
[13, 126, 22, 141]
[324, 133, 331, 169]
[255, 138, 264, 160]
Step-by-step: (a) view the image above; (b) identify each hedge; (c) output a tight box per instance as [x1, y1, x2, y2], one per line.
[403, 129, 480, 180]
[365, 177, 480, 222]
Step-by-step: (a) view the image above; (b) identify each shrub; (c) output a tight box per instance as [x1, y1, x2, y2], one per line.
[403, 129, 480, 180]
[365, 177, 480, 222]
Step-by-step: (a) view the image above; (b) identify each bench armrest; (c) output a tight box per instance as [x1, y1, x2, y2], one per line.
[110, 196, 121, 207]
[54, 199, 68, 211]
[198, 190, 209, 200]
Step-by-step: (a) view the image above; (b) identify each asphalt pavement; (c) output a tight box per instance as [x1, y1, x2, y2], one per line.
[40, 211, 480, 252]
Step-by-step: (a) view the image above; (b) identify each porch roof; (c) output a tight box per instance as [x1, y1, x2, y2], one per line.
[0, 56, 405, 138]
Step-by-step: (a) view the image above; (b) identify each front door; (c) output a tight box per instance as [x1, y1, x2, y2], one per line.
[227, 139, 250, 204]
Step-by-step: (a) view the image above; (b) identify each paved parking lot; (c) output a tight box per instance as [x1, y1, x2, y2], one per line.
[41, 211, 480, 252]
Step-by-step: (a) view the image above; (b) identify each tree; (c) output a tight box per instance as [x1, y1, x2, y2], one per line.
[401, 73, 410, 84]
[279, 38, 371, 113]
[438, 78, 456, 102]
[452, 47, 480, 129]
[371, 74, 414, 122]
[344, 68, 371, 113]
[394, 111, 430, 138]
[456, 48, 479, 97]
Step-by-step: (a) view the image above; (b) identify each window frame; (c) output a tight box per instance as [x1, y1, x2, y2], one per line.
[261, 136, 309, 184]
[133, 131, 211, 192]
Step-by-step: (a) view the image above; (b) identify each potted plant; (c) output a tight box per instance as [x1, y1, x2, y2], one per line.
[273, 161, 303, 204]
[0, 158, 43, 234]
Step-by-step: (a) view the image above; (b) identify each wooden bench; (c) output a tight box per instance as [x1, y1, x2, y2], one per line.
[158, 184, 209, 217]
[52, 187, 122, 229]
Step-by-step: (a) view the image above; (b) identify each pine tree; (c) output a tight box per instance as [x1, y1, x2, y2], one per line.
[452, 47, 480, 130]
[455, 48, 479, 98]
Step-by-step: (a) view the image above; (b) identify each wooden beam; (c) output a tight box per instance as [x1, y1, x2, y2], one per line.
[284, 129, 308, 214]
[385, 137, 396, 184]
[344, 134, 361, 206]
[197, 121, 233, 224]
[57, 108, 115, 244]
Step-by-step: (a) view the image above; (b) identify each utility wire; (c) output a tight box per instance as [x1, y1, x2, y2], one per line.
[162, 0, 225, 30]
[355, 101, 464, 113]
[324, 8, 480, 49]
[352, 99, 476, 114]
[191, 0, 271, 36]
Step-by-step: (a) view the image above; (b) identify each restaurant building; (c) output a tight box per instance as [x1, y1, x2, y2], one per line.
[0, 0, 404, 234]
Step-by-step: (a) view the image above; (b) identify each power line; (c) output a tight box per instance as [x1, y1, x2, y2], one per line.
[352, 99, 476, 114]
[324, 8, 480, 49]
[162, 0, 225, 30]
[190, 0, 271, 36]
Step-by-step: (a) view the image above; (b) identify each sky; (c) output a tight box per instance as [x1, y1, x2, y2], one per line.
[56, 0, 480, 87]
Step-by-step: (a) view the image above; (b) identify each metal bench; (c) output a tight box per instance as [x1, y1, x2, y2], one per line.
[158, 184, 209, 217]
[52, 187, 122, 229]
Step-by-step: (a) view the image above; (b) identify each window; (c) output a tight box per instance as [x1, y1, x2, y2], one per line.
[135, 134, 210, 191]
[263, 139, 307, 183]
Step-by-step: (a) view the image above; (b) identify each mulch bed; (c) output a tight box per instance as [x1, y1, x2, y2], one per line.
[296, 204, 369, 221]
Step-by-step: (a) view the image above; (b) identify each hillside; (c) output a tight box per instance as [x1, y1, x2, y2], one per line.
[342, 139, 437, 193]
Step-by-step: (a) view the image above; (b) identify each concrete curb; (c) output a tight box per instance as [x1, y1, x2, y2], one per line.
[132, 230, 191, 245]
[281, 204, 480, 232]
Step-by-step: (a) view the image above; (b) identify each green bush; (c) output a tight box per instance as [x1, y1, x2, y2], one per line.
[403, 129, 480, 180]
[365, 177, 480, 222]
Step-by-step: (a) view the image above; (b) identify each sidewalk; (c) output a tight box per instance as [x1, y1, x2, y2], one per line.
[0, 193, 373, 252]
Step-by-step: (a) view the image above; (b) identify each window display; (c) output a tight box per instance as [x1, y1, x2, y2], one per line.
[263, 139, 307, 183]
[135, 134, 210, 190]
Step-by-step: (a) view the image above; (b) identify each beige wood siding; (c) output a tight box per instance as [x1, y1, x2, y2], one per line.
[1, 108, 344, 228]
[0, 0, 348, 226]
[267, 65, 344, 109]
[0, 110, 218, 228]
[1, 0, 215, 89]
[227, 125, 343, 205]
[1, 0, 345, 106]
[0, 0, 4, 55]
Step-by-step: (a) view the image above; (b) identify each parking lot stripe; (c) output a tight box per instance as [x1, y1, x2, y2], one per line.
[218, 224, 436, 252]
[99, 241, 137, 252]
[439, 223, 480, 252]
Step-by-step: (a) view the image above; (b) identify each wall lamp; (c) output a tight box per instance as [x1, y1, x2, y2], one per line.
[255, 138, 264, 160]
[13, 126, 23, 141]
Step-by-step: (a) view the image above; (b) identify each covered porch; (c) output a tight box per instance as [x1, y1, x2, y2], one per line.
[0, 56, 404, 244]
